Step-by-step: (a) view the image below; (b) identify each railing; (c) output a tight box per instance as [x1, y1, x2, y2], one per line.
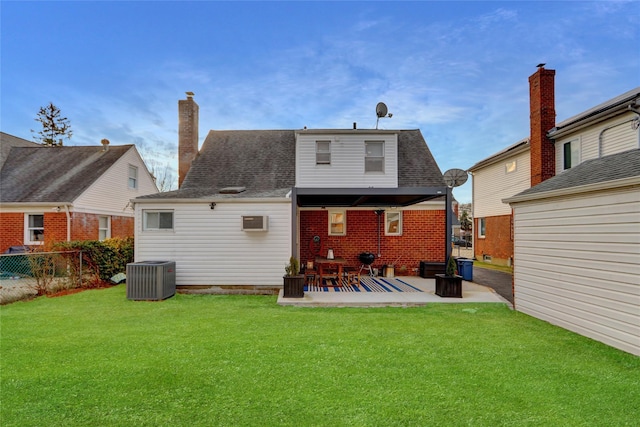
[0, 250, 83, 304]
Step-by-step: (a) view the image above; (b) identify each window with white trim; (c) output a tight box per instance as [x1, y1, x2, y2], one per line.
[143, 210, 174, 230]
[365, 141, 384, 172]
[505, 160, 517, 174]
[563, 140, 580, 170]
[99, 216, 111, 241]
[128, 165, 138, 189]
[328, 210, 345, 236]
[25, 214, 45, 244]
[316, 141, 331, 165]
[478, 217, 486, 238]
[385, 211, 402, 236]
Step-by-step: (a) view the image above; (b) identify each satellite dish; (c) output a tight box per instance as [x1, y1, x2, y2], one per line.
[376, 102, 388, 118]
[443, 168, 468, 188]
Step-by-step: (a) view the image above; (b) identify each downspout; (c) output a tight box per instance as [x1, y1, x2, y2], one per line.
[289, 189, 298, 262]
[64, 204, 71, 242]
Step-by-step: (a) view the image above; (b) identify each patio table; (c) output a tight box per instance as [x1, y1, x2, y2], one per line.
[315, 256, 346, 286]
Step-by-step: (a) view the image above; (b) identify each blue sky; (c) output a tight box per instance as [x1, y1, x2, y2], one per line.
[2, 1, 638, 203]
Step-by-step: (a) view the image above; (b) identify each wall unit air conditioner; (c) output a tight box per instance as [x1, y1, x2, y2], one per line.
[242, 215, 268, 231]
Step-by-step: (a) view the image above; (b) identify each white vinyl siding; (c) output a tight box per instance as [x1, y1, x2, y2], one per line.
[134, 201, 291, 286]
[73, 147, 158, 216]
[296, 132, 398, 188]
[555, 111, 640, 173]
[512, 187, 640, 356]
[472, 149, 530, 218]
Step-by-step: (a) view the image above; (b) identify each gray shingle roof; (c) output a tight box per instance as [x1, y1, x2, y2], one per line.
[137, 128, 445, 200]
[0, 132, 39, 169]
[1, 144, 133, 203]
[508, 148, 640, 200]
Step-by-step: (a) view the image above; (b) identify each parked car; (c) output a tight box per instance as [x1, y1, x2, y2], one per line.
[452, 238, 471, 248]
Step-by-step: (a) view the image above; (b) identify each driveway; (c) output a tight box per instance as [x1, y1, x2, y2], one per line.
[472, 266, 513, 305]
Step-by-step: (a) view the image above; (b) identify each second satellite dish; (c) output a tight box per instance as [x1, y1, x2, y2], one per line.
[443, 168, 469, 188]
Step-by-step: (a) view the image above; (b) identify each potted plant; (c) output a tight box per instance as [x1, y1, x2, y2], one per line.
[283, 256, 304, 298]
[435, 256, 462, 298]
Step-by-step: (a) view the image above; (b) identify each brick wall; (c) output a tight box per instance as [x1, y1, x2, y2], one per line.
[474, 214, 513, 266]
[0, 212, 134, 253]
[0, 213, 25, 252]
[299, 209, 446, 275]
[529, 66, 556, 186]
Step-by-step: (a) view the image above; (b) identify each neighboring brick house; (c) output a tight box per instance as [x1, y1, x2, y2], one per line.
[0, 132, 158, 252]
[132, 95, 456, 288]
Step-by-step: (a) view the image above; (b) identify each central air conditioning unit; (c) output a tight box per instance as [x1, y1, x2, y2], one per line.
[126, 261, 176, 300]
[242, 215, 268, 231]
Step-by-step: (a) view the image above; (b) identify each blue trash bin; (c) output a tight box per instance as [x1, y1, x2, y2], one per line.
[456, 258, 473, 281]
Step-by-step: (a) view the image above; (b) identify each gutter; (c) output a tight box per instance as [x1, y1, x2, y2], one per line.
[63, 204, 71, 242]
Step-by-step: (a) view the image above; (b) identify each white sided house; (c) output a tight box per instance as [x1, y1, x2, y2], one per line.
[504, 86, 640, 356]
[132, 95, 454, 289]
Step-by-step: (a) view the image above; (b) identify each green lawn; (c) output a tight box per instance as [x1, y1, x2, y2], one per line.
[1, 286, 638, 426]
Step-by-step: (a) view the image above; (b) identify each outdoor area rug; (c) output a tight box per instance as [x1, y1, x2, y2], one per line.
[305, 277, 423, 293]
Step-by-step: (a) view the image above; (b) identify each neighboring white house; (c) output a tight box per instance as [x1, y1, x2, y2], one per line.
[132, 95, 454, 289]
[504, 84, 640, 356]
[468, 138, 530, 265]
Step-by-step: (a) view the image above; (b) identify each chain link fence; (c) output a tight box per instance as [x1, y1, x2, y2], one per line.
[0, 250, 84, 304]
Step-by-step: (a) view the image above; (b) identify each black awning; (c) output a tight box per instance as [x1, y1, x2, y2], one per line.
[293, 187, 448, 207]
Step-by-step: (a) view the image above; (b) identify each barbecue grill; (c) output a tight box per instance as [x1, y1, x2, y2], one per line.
[358, 252, 375, 276]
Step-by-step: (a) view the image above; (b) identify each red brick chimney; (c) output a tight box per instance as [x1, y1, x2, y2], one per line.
[529, 66, 556, 186]
[178, 92, 199, 188]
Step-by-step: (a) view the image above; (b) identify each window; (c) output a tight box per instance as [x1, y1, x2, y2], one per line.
[328, 210, 345, 236]
[143, 210, 174, 230]
[385, 211, 402, 235]
[365, 141, 384, 172]
[316, 141, 331, 165]
[478, 218, 486, 238]
[26, 214, 44, 244]
[563, 140, 580, 170]
[505, 160, 517, 174]
[99, 216, 111, 241]
[128, 165, 138, 189]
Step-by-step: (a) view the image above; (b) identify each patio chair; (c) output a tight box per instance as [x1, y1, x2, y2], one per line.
[343, 266, 359, 286]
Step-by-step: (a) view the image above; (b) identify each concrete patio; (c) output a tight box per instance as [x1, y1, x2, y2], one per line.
[277, 276, 511, 307]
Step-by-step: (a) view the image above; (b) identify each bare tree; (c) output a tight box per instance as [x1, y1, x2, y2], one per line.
[31, 102, 73, 146]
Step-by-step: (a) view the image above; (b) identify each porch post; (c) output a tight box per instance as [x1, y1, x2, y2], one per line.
[291, 187, 298, 260]
[445, 187, 452, 262]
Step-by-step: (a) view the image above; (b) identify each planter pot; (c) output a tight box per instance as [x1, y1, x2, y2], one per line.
[283, 275, 305, 298]
[435, 274, 462, 298]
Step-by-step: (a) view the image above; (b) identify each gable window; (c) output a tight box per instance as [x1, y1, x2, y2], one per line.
[25, 214, 44, 244]
[99, 216, 111, 241]
[478, 217, 486, 238]
[316, 141, 331, 165]
[143, 210, 174, 231]
[365, 141, 384, 173]
[328, 210, 345, 236]
[563, 140, 580, 170]
[505, 160, 517, 174]
[385, 211, 402, 236]
[128, 165, 138, 189]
